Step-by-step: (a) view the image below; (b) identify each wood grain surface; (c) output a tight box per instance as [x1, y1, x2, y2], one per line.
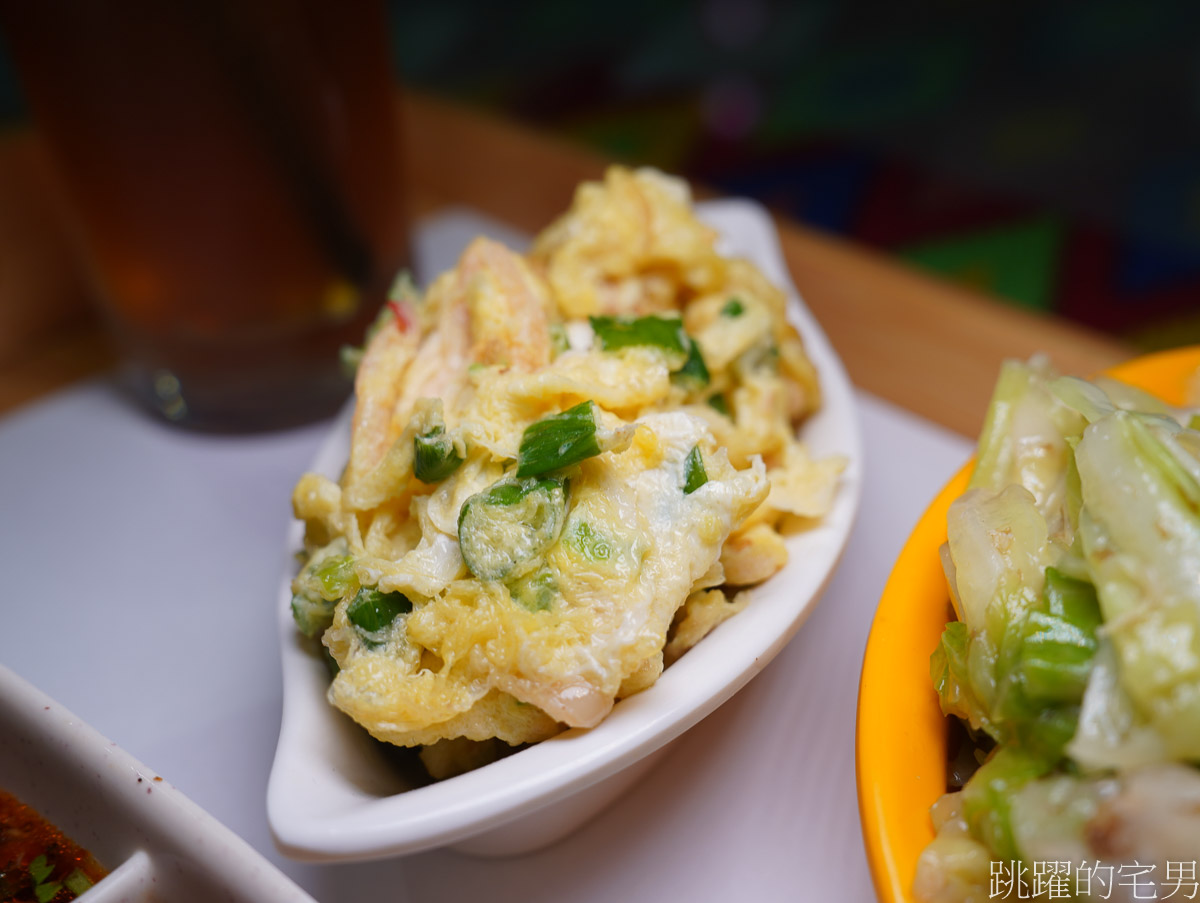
[0, 90, 1134, 436]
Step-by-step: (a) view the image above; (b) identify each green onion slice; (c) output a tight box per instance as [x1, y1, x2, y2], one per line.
[683, 445, 708, 494]
[589, 314, 710, 388]
[63, 870, 94, 895]
[589, 314, 688, 354]
[291, 540, 355, 638]
[517, 401, 602, 478]
[347, 587, 412, 646]
[414, 425, 464, 483]
[28, 856, 52, 885]
[722, 298, 745, 317]
[566, 521, 613, 561]
[508, 566, 558, 612]
[458, 476, 568, 581]
[672, 340, 710, 388]
[707, 394, 731, 417]
[549, 322, 570, 356]
[313, 554, 354, 599]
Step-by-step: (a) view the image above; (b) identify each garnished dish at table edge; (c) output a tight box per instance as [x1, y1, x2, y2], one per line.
[0, 791, 104, 903]
[861, 347, 1200, 903]
[1, 662, 319, 903]
[288, 167, 846, 782]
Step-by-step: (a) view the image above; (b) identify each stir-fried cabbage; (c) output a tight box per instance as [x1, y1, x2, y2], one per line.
[916, 358, 1200, 902]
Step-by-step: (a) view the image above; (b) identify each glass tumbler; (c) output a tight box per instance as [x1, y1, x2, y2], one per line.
[0, 0, 408, 429]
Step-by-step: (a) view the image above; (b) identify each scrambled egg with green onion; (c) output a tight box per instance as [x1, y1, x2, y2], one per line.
[291, 167, 844, 778]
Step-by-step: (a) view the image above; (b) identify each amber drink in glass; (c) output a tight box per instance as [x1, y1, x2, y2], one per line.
[0, 0, 408, 428]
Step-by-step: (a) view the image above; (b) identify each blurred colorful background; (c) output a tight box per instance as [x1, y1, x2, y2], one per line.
[4, 0, 1197, 350]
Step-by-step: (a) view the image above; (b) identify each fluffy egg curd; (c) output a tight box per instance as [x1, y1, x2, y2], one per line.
[290, 167, 845, 779]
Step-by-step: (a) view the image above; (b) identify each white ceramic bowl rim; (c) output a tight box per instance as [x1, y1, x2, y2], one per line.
[0, 664, 316, 901]
[267, 199, 864, 861]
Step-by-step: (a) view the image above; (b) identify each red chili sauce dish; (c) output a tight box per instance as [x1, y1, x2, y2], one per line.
[0, 791, 106, 902]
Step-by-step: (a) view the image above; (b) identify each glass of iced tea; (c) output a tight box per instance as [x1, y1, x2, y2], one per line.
[0, 0, 408, 430]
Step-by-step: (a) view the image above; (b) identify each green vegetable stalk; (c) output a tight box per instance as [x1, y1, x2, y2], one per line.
[923, 358, 1200, 896]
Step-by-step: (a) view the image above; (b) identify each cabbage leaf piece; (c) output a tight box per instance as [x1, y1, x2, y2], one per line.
[1075, 408, 1200, 761]
[970, 357, 1086, 544]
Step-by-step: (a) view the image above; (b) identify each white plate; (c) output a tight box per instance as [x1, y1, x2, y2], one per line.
[0, 664, 315, 902]
[266, 198, 864, 862]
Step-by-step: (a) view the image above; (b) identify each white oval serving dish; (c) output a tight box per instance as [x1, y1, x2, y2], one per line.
[267, 198, 864, 862]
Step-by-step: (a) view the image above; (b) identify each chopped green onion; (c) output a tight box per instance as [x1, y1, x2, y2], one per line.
[589, 313, 709, 388]
[291, 595, 332, 638]
[671, 339, 710, 389]
[549, 322, 570, 356]
[508, 566, 558, 612]
[414, 425, 463, 483]
[736, 342, 780, 375]
[589, 314, 687, 354]
[722, 298, 745, 317]
[707, 394, 731, 417]
[517, 401, 602, 478]
[458, 476, 568, 581]
[313, 555, 354, 599]
[347, 587, 412, 646]
[291, 541, 355, 638]
[566, 521, 613, 560]
[64, 869, 93, 895]
[28, 856, 52, 885]
[683, 445, 708, 494]
[474, 481, 538, 507]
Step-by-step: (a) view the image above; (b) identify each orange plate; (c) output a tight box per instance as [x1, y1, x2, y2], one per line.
[855, 345, 1200, 903]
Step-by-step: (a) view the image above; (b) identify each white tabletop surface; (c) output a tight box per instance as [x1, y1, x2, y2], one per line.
[0, 211, 972, 902]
